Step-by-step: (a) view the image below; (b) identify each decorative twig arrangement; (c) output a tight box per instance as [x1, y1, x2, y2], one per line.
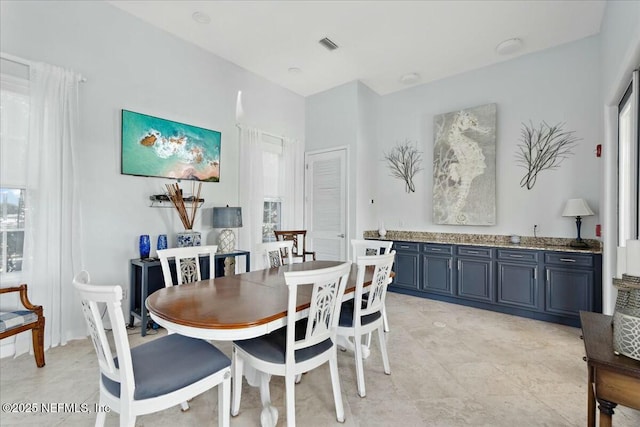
[516, 121, 580, 190]
[165, 182, 202, 230]
[383, 139, 423, 193]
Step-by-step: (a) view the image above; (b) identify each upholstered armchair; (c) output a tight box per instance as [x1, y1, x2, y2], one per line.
[0, 284, 45, 367]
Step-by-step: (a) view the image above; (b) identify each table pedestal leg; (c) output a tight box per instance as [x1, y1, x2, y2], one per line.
[242, 365, 278, 427]
[259, 372, 278, 427]
[337, 335, 371, 359]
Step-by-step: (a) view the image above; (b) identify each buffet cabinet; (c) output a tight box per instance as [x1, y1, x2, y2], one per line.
[389, 241, 602, 327]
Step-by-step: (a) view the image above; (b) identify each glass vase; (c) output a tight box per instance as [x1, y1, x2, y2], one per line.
[139, 235, 151, 259]
[157, 234, 168, 251]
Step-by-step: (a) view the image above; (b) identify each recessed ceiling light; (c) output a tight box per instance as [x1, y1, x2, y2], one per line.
[496, 38, 523, 55]
[192, 11, 211, 24]
[399, 72, 421, 85]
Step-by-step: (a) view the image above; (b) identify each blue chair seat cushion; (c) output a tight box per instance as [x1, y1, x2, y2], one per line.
[338, 300, 381, 328]
[234, 319, 332, 364]
[0, 310, 38, 333]
[101, 334, 231, 400]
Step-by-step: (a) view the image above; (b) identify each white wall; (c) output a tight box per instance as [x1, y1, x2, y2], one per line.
[305, 81, 381, 246]
[307, 36, 603, 240]
[0, 1, 304, 309]
[375, 36, 602, 238]
[599, 0, 640, 314]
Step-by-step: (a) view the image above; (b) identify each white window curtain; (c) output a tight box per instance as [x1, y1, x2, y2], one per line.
[280, 137, 302, 230]
[237, 126, 264, 270]
[15, 62, 86, 356]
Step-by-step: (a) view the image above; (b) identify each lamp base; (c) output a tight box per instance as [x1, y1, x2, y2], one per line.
[569, 239, 590, 248]
[218, 229, 235, 253]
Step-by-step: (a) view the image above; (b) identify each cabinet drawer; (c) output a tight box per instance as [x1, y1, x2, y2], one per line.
[422, 244, 453, 255]
[545, 252, 593, 268]
[457, 246, 492, 258]
[498, 249, 538, 263]
[393, 242, 419, 252]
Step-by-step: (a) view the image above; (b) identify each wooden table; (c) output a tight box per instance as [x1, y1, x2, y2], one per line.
[580, 311, 640, 427]
[146, 260, 373, 427]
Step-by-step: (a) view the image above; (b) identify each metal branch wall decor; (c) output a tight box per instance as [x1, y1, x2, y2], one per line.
[383, 139, 423, 193]
[516, 121, 580, 190]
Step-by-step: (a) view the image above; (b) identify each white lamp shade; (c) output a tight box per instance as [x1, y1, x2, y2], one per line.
[562, 198, 594, 217]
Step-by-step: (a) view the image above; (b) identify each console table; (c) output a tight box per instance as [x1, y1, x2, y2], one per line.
[580, 311, 640, 427]
[129, 250, 250, 336]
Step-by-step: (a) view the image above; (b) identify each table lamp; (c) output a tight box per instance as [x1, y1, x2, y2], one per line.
[562, 198, 594, 248]
[213, 206, 243, 253]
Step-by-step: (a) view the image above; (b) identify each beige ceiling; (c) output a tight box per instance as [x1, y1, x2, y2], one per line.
[108, 0, 606, 97]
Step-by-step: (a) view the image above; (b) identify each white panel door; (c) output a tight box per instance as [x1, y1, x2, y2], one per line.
[305, 148, 348, 261]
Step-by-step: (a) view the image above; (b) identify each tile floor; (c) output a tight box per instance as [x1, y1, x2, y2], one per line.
[1, 292, 639, 426]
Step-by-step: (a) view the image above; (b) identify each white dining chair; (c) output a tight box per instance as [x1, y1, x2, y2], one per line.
[73, 271, 231, 427]
[337, 251, 395, 397]
[258, 240, 294, 269]
[231, 262, 351, 427]
[350, 239, 394, 338]
[350, 239, 393, 261]
[157, 245, 218, 287]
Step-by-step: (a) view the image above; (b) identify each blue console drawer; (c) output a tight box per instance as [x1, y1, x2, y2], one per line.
[457, 246, 492, 258]
[393, 242, 419, 252]
[545, 252, 594, 268]
[498, 249, 539, 263]
[422, 244, 453, 255]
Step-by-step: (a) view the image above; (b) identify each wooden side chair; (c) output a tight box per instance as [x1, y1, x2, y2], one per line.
[157, 245, 218, 287]
[0, 284, 45, 367]
[274, 230, 316, 262]
[73, 271, 231, 427]
[337, 251, 395, 397]
[258, 240, 294, 269]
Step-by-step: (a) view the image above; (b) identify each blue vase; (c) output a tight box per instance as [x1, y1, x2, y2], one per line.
[157, 234, 168, 251]
[139, 235, 150, 259]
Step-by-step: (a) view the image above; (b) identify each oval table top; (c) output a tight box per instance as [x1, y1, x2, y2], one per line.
[145, 260, 366, 340]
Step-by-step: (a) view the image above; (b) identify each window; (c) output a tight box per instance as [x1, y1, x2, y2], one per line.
[263, 199, 281, 242]
[0, 188, 25, 272]
[618, 71, 639, 243]
[262, 135, 285, 242]
[0, 74, 29, 276]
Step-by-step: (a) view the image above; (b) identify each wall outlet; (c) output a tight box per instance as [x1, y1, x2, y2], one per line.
[122, 287, 128, 300]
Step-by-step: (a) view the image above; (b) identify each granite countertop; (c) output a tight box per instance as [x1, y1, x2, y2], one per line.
[363, 230, 602, 254]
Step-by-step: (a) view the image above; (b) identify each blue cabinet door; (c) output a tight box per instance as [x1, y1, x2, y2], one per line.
[497, 262, 539, 310]
[392, 242, 420, 291]
[545, 266, 593, 317]
[457, 258, 493, 302]
[423, 255, 453, 295]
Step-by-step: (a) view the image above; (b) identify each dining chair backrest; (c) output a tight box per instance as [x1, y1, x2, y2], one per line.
[258, 240, 294, 269]
[73, 271, 133, 401]
[284, 262, 351, 362]
[354, 251, 395, 319]
[274, 230, 316, 262]
[157, 245, 218, 286]
[350, 239, 393, 262]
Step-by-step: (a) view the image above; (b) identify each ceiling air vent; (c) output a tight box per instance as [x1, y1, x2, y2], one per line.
[318, 37, 339, 51]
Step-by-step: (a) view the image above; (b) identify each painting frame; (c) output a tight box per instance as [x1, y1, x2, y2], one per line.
[432, 103, 497, 225]
[121, 110, 221, 182]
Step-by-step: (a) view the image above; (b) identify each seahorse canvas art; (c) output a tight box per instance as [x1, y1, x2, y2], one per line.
[433, 103, 496, 225]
